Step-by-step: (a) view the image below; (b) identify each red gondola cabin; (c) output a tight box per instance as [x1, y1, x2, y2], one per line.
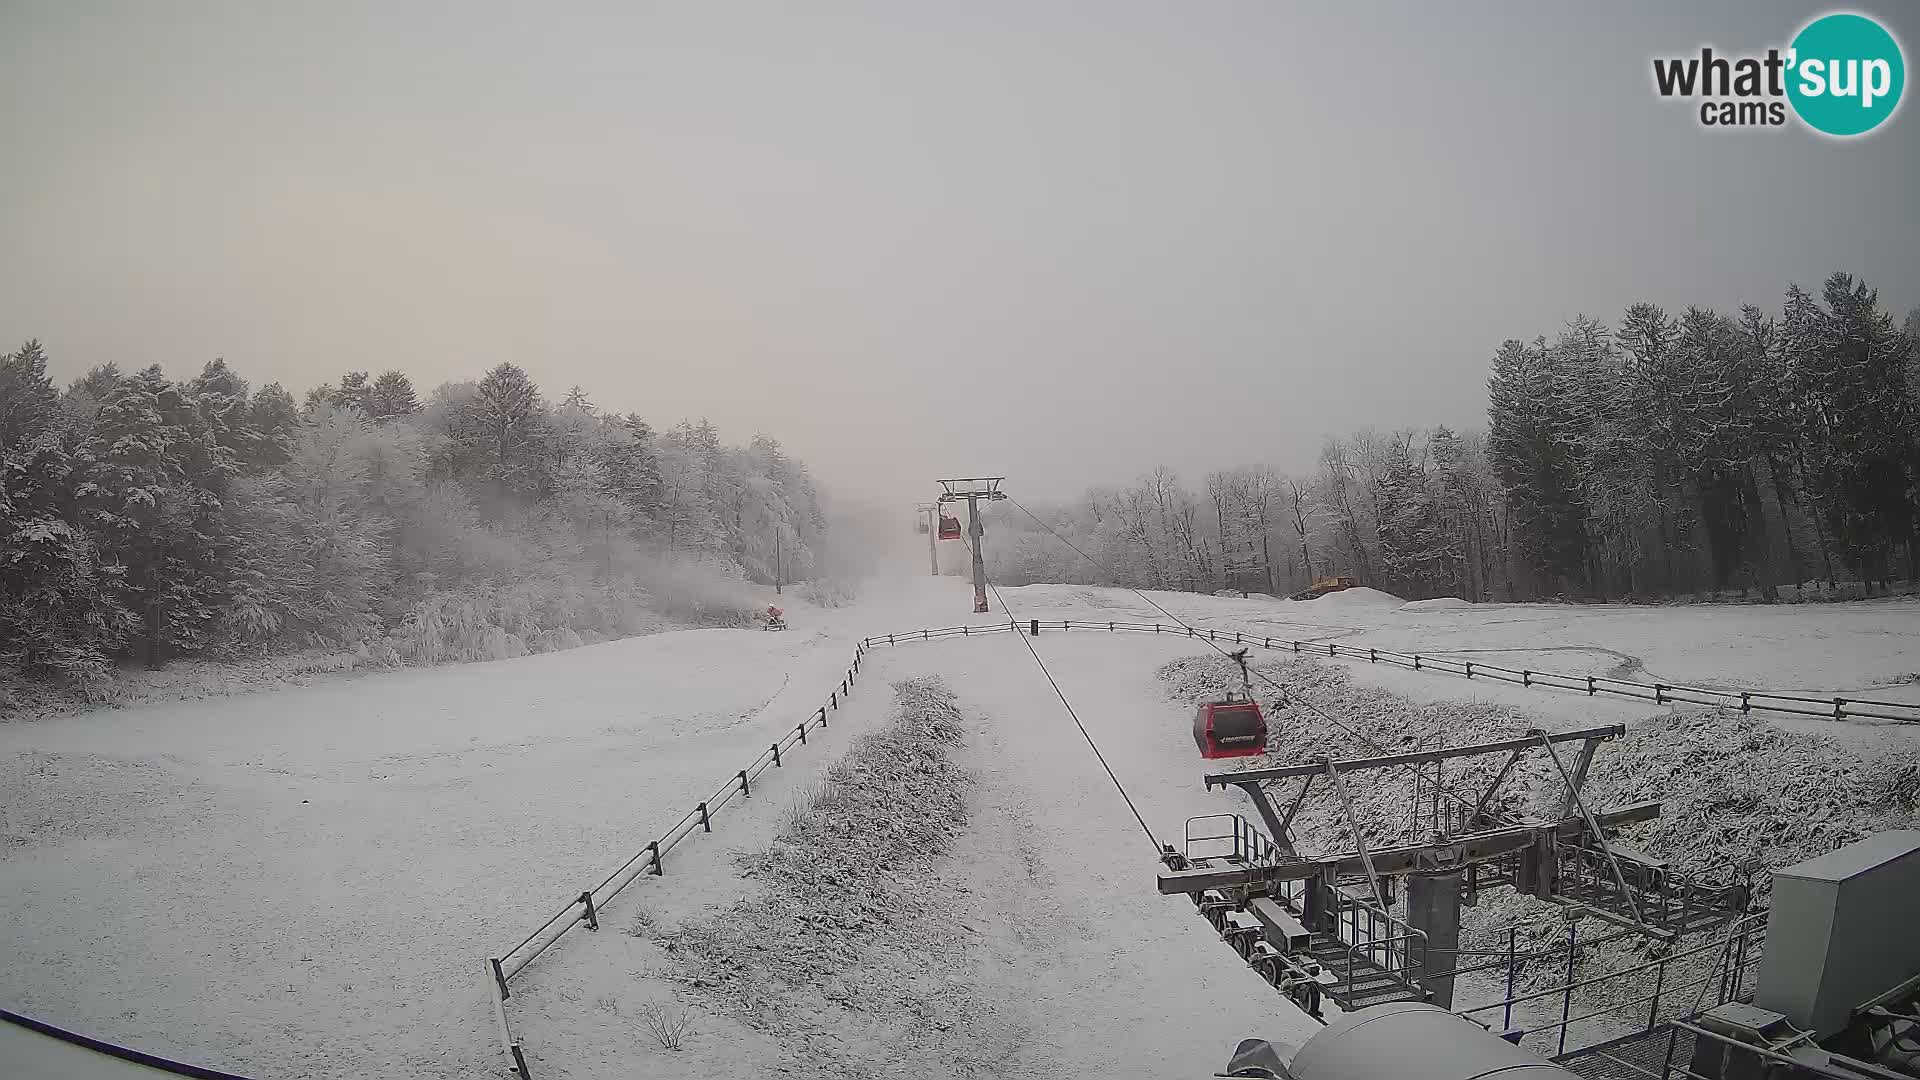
[937, 514, 963, 540]
[1193, 700, 1267, 759]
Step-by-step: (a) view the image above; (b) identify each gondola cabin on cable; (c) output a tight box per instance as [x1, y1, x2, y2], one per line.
[916, 517, 929, 534]
[1193, 649, 1268, 759]
[937, 513, 963, 541]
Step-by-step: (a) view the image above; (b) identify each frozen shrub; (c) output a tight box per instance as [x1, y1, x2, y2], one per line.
[639, 1000, 693, 1051]
[793, 578, 856, 607]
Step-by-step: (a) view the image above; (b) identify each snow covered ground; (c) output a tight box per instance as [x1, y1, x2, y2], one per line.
[1001, 583, 1920, 697]
[3, 547, 1917, 1079]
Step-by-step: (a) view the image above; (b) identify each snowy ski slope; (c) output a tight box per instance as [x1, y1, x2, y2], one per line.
[3, 545, 1916, 1079]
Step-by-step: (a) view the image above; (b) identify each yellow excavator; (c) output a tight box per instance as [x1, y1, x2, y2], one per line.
[1288, 575, 1355, 602]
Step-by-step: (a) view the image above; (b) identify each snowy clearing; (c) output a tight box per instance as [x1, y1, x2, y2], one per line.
[3, 565, 1918, 1078]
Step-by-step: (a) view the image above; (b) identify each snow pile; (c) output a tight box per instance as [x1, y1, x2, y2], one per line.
[1302, 586, 1406, 611]
[1401, 597, 1475, 611]
[645, 678, 1003, 1078]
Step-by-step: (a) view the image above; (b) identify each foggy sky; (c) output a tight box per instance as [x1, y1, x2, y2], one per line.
[4, 2, 1916, 504]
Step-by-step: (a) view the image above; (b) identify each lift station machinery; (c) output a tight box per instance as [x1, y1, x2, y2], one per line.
[1172, 730, 1920, 1080]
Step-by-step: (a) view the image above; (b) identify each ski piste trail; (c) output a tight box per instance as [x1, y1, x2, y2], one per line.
[4, 539, 1917, 1078]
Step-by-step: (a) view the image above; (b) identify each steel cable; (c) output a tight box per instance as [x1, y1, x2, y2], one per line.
[951, 521, 1164, 853]
[1004, 494, 1500, 822]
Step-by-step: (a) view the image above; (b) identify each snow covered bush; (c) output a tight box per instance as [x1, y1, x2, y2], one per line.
[648, 678, 973, 1063]
[388, 580, 671, 665]
[793, 577, 856, 607]
[639, 1000, 694, 1051]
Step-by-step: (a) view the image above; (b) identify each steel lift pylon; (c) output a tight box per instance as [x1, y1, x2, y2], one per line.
[936, 477, 1007, 613]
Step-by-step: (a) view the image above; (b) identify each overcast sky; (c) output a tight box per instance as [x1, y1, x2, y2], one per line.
[4, 2, 1916, 504]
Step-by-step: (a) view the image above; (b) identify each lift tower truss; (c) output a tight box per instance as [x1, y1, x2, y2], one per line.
[1155, 724, 1755, 1016]
[936, 478, 1007, 613]
[915, 502, 939, 576]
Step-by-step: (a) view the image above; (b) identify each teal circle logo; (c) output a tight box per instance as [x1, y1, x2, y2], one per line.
[1787, 12, 1905, 136]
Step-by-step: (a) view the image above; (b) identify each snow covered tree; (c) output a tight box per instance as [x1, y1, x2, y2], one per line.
[1487, 336, 1589, 597]
[605, 414, 662, 512]
[248, 382, 300, 468]
[71, 366, 239, 663]
[458, 363, 548, 499]
[367, 370, 419, 421]
[0, 342, 137, 683]
[1806, 274, 1916, 584]
[0, 340, 60, 445]
[1284, 475, 1324, 591]
[1426, 426, 1504, 601]
[1207, 468, 1272, 594]
[335, 371, 373, 415]
[190, 358, 267, 469]
[1, 345, 834, 686]
[655, 423, 725, 556]
[67, 362, 121, 403]
[1317, 438, 1374, 585]
[1374, 433, 1456, 597]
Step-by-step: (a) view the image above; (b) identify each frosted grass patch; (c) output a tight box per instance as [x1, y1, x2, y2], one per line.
[644, 677, 978, 1072]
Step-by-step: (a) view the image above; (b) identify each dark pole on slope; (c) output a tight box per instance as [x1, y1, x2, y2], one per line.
[928, 506, 938, 576]
[920, 502, 939, 576]
[775, 529, 782, 595]
[968, 494, 988, 613]
[937, 478, 1006, 612]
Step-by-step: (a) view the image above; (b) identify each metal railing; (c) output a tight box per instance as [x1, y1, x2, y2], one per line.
[1177, 810, 1766, 1054]
[1319, 881, 1428, 1003]
[1179, 813, 1428, 1009]
[1556, 841, 1756, 933]
[1457, 912, 1768, 1060]
[1185, 812, 1285, 866]
[862, 620, 1920, 724]
[483, 642, 869, 1080]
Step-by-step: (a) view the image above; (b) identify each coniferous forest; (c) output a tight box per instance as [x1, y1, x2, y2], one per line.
[987, 274, 1920, 604]
[5, 272, 1916, 693]
[0, 352, 828, 692]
